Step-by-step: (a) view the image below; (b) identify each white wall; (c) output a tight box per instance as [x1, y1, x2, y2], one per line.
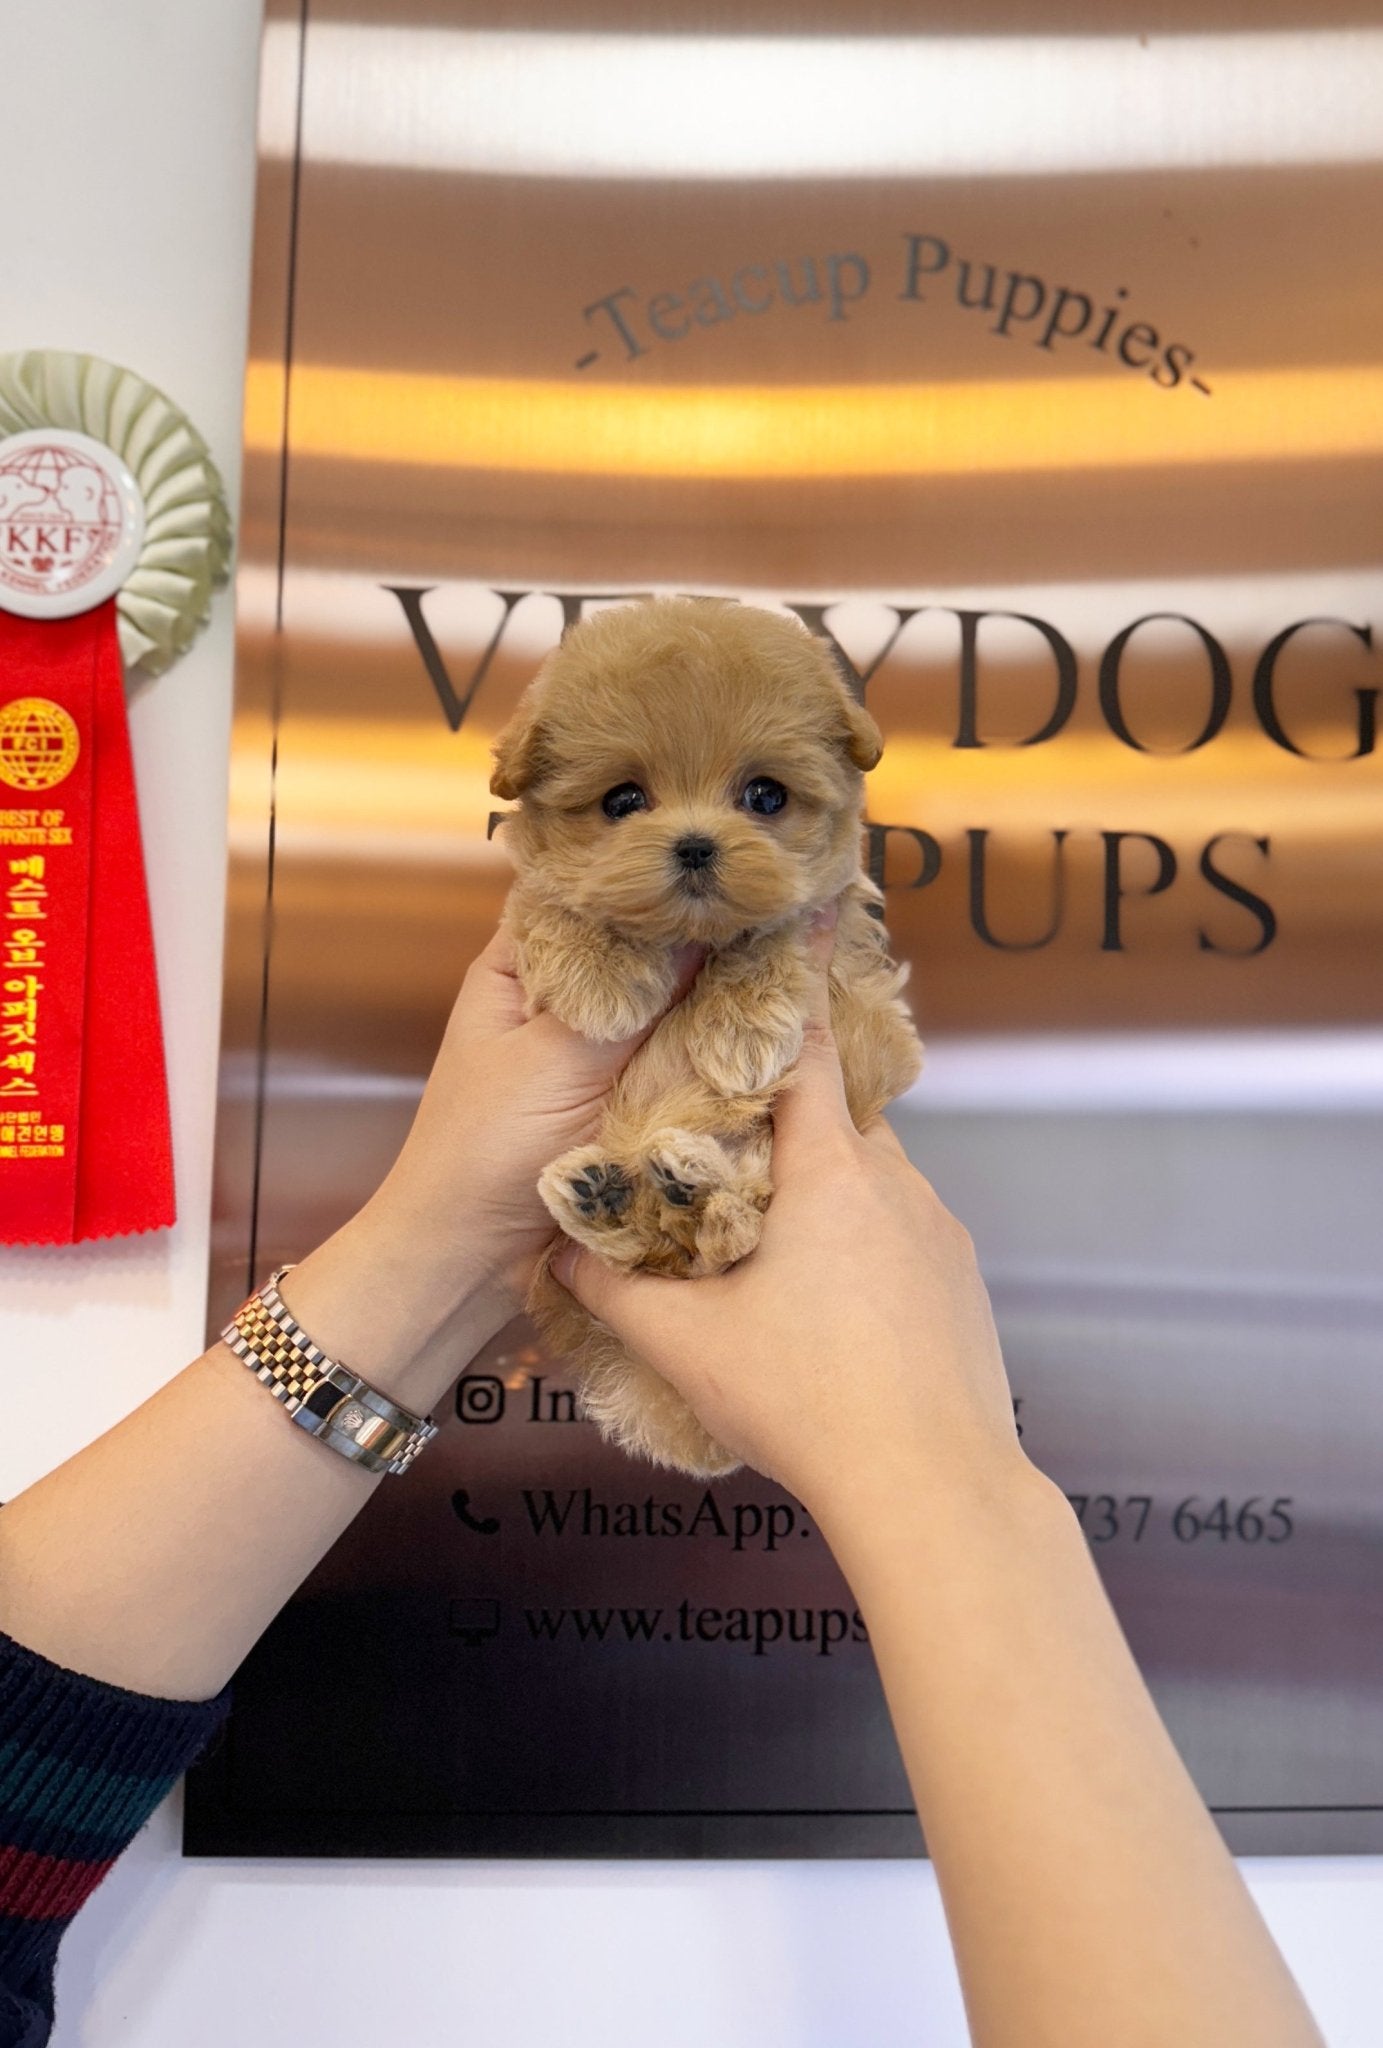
[1, 5, 1380, 2044]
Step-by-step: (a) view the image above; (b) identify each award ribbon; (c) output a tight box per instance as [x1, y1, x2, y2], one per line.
[0, 353, 229, 1244]
[0, 606, 174, 1240]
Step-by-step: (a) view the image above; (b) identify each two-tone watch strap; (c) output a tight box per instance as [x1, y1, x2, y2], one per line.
[221, 1264, 438, 1476]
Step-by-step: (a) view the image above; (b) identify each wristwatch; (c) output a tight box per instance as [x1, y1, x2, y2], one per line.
[221, 1265, 439, 1477]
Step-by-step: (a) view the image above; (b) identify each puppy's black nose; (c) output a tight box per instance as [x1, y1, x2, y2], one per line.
[674, 834, 717, 871]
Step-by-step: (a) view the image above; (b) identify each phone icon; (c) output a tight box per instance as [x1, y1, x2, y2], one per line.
[451, 1487, 500, 1536]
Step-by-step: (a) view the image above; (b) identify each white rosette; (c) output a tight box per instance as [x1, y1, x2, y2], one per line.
[0, 349, 231, 678]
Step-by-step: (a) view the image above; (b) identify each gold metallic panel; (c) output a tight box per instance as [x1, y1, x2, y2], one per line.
[191, 0, 1383, 1858]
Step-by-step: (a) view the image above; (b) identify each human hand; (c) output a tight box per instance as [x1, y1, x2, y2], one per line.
[550, 930, 1029, 1537]
[378, 925, 706, 1303]
[284, 927, 699, 1408]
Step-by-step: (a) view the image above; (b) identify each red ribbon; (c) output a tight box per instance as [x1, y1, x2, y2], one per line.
[0, 601, 175, 1242]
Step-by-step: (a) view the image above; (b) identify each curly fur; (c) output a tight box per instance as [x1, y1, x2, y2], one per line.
[491, 597, 923, 1476]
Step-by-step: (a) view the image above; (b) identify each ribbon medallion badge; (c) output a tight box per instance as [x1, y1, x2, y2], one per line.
[0, 356, 230, 1243]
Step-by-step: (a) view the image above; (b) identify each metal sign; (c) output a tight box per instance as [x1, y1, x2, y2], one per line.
[185, 1, 1383, 1858]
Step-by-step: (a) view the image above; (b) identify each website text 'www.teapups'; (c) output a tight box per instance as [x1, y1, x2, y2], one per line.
[523, 1600, 869, 1657]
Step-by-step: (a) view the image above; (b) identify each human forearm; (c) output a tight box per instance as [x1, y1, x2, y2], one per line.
[823, 1464, 1323, 2048]
[554, 951, 1322, 2044]
[0, 1201, 504, 1703]
[0, 927, 676, 1708]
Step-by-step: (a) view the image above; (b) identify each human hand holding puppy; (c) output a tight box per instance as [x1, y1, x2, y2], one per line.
[550, 920, 1025, 1542]
[278, 923, 703, 1416]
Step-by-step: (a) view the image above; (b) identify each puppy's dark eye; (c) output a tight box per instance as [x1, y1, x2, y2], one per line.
[742, 777, 788, 816]
[601, 782, 648, 820]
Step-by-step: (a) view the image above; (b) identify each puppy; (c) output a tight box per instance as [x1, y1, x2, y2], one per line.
[491, 596, 922, 1477]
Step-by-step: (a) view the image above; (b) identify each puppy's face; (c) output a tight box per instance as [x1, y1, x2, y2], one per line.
[492, 600, 881, 946]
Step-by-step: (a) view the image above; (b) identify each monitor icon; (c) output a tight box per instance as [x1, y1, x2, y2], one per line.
[448, 1597, 502, 1647]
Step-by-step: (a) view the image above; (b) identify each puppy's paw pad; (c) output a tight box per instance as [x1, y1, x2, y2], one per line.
[566, 1161, 632, 1219]
[539, 1150, 635, 1239]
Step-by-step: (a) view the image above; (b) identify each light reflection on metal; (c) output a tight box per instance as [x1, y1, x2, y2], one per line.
[260, 24, 1383, 179]
[245, 360, 1383, 477]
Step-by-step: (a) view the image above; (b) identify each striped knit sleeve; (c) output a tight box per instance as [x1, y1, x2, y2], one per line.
[0, 1630, 230, 2048]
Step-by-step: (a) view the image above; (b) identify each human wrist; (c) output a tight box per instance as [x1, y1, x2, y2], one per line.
[808, 1438, 1061, 1597]
[278, 1199, 509, 1416]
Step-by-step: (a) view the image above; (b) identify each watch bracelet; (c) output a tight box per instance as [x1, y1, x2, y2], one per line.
[221, 1264, 439, 1476]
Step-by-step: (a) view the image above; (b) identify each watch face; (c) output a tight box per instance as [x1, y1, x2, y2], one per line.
[0, 427, 145, 619]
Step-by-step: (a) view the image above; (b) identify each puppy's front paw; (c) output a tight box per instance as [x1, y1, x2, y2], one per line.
[689, 993, 804, 1097]
[646, 1129, 732, 1213]
[535, 951, 672, 1044]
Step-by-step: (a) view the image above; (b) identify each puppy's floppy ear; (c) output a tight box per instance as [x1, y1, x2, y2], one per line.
[806, 634, 883, 769]
[834, 687, 884, 771]
[490, 685, 550, 800]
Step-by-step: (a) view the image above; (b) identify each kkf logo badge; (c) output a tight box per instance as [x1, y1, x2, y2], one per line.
[0, 429, 144, 619]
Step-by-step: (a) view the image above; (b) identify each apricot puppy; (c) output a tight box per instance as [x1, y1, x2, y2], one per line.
[491, 596, 922, 1476]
